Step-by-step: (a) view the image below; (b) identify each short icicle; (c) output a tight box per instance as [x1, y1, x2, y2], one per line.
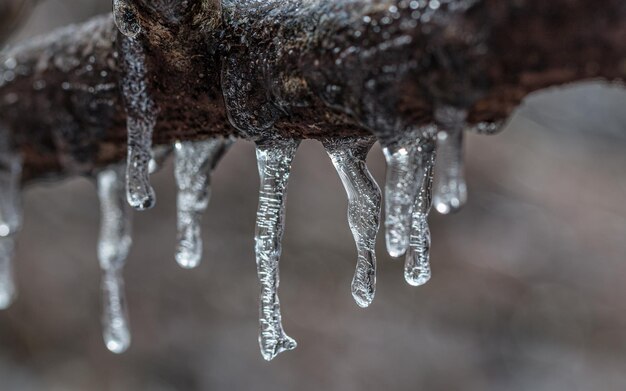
[254, 137, 299, 361]
[0, 149, 22, 309]
[404, 142, 436, 286]
[381, 128, 435, 258]
[433, 106, 468, 214]
[97, 165, 133, 354]
[120, 36, 158, 211]
[323, 137, 381, 308]
[174, 138, 232, 269]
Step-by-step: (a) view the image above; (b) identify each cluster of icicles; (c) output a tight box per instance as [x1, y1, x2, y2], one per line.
[0, 113, 468, 360]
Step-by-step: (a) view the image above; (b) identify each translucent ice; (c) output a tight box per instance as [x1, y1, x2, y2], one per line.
[120, 37, 158, 210]
[323, 137, 381, 308]
[174, 138, 232, 269]
[404, 144, 436, 286]
[433, 106, 468, 214]
[381, 128, 436, 258]
[254, 138, 299, 361]
[0, 151, 21, 309]
[97, 165, 132, 353]
[113, 0, 141, 38]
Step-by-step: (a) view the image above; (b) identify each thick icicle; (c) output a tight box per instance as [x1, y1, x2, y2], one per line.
[0, 150, 22, 309]
[120, 37, 158, 211]
[404, 144, 436, 286]
[97, 165, 132, 354]
[433, 106, 468, 214]
[323, 137, 381, 308]
[381, 128, 436, 258]
[254, 138, 299, 361]
[174, 138, 232, 269]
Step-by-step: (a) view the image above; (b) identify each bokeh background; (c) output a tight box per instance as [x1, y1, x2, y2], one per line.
[2, 1, 626, 390]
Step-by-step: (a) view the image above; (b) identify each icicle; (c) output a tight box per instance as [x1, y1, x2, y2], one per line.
[113, 0, 141, 39]
[97, 165, 132, 354]
[381, 128, 436, 258]
[0, 151, 22, 309]
[323, 137, 381, 308]
[404, 144, 436, 286]
[254, 138, 299, 361]
[433, 106, 468, 214]
[0, 237, 16, 310]
[174, 138, 232, 269]
[120, 37, 158, 211]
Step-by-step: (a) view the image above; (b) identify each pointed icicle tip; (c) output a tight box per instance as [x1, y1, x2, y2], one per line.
[113, 0, 141, 39]
[174, 138, 233, 269]
[404, 144, 436, 287]
[97, 165, 133, 354]
[254, 137, 300, 360]
[323, 137, 381, 308]
[433, 106, 468, 215]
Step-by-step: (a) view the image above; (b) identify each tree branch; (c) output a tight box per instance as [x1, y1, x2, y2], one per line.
[0, 0, 624, 181]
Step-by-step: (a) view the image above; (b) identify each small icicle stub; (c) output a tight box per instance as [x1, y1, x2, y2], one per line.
[404, 141, 436, 287]
[173, 138, 233, 269]
[380, 127, 437, 259]
[433, 106, 468, 215]
[113, 0, 141, 39]
[0, 128, 22, 309]
[323, 136, 381, 308]
[119, 35, 158, 211]
[96, 164, 133, 354]
[254, 137, 299, 361]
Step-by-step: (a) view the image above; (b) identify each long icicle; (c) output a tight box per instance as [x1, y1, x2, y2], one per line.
[323, 137, 381, 308]
[254, 138, 299, 361]
[0, 149, 21, 309]
[97, 165, 133, 354]
[381, 128, 436, 258]
[174, 138, 232, 269]
[433, 106, 468, 214]
[120, 36, 158, 211]
[404, 142, 436, 286]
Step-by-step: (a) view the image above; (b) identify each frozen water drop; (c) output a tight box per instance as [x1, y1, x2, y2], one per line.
[254, 138, 299, 361]
[101, 269, 131, 354]
[323, 137, 381, 308]
[113, 0, 141, 39]
[0, 152, 22, 237]
[382, 129, 435, 258]
[174, 138, 232, 269]
[404, 144, 436, 287]
[433, 106, 468, 215]
[96, 165, 132, 354]
[0, 237, 16, 310]
[120, 38, 157, 210]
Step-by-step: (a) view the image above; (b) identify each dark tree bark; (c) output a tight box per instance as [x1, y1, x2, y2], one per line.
[0, 0, 624, 181]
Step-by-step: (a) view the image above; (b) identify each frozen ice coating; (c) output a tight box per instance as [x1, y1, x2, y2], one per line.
[120, 37, 158, 211]
[254, 138, 299, 361]
[404, 144, 436, 287]
[0, 237, 16, 310]
[382, 127, 437, 258]
[113, 0, 141, 39]
[323, 137, 381, 308]
[174, 138, 233, 269]
[433, 106, 468, 215]
[97, 165, 132, 353]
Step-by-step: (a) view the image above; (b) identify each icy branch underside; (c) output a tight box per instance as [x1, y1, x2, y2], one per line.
[0, 0, 624, 181]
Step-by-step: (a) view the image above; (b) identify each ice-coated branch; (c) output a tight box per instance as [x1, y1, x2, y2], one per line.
[0, 0, 623, 182]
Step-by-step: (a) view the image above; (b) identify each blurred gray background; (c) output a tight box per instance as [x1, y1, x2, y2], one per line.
[2, 1, 626, 390]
